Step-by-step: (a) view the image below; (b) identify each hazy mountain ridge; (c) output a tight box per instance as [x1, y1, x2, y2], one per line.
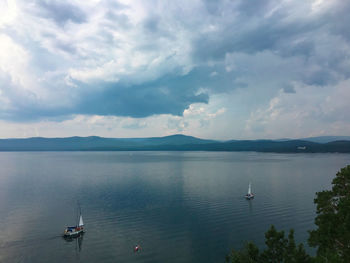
[0, 134, 215, 151]
[0, 135, 349, 152]
[299, 136, 350, 143]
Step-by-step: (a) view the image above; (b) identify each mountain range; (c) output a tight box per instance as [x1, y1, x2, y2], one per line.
[0, 134, 350, 152]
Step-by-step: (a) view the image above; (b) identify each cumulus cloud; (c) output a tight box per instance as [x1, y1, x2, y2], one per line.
[245, 79, 350, 138]
[0, 0, 350, 138]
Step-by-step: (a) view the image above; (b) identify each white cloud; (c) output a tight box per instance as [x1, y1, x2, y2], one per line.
[245, 79, 350, 138]
[0, 34, 30, 88]
[0, 0, 18, 28]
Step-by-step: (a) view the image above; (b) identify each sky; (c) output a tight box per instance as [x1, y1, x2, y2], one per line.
[0, 0, 350, 139]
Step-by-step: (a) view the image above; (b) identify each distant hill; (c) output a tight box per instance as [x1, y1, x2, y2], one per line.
[300, 136, 350, 143]
[124, 134, 216, 146]
[0, 135, 349, 152]
[0, 134, 215, 151]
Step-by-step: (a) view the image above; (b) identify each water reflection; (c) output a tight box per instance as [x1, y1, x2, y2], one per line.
[63, 233, 84, 256]
[0, 152, 349, 263]
[247, 198, 253, 213]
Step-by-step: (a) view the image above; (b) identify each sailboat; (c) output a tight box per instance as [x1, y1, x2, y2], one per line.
[64, 204, 84, 237]
[245, 182, 254, 200]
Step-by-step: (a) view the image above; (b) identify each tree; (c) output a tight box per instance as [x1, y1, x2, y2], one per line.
[308, 165, 350, 262]
[285, 229, 312, 263]
[227, 226, 312, 263]
[226, 242, 260, 263]
[260, 225, 287, 262]
[285, 229, 297, 261]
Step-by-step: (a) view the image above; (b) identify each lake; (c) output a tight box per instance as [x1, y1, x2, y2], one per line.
[0, 151, 349, 262]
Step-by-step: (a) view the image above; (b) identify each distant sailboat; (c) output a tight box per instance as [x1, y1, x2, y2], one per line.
[64, 204, 85, 237]
[245, 182, 254, 200]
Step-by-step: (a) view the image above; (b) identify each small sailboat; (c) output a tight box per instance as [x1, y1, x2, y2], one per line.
[64, 204, 84, 237]
[245, 182, 254, 200]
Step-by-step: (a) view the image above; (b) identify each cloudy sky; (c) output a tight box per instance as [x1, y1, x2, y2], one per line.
[0, 0, 350, 139]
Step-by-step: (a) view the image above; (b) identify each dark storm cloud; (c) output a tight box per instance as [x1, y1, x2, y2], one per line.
[195, 0, 348, 61]
[68, 64, 243, 119]
[74, 73, 209, 118]
[36, 0, 87, 26]
[282, 84, 296, 94]
[0, 69, 210, 121]
[54, 41, 77, 54]
[202, 0, 224, 15]
[302, 69, 337, 86]
[192, 0, 350, 88]
[279, 40, 315, 58]
[143, 16, 160, 33]
[326, 2, 350, 42]
[192, 10, 316, 61]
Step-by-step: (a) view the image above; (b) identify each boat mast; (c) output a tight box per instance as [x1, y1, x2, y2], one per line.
[248, 182, 252, 195]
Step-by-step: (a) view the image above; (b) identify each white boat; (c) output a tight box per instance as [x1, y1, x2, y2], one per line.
[245, 182, 254, 200]
[64, 204, 84, 237]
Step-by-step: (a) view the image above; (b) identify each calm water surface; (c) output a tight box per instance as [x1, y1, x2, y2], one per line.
[0, 151, 349, 262]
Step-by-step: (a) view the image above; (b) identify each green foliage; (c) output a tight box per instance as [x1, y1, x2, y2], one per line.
[285, 229, 296, 262]
[226, 226, 312, 263]
[226, 242, 260, 263]
[294, 244, 312, 263]
[227, 165, 350, 263]
[308, 165, 350, 262]
[260, 225, 287, 262]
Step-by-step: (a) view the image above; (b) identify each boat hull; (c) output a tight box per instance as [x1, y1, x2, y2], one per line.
[64, 230, 84, 238]
[245, 194, 254, 200]
[64, 227, 84, 238]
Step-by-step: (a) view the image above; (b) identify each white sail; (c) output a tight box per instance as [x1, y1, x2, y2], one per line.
[248, 182, 252, 195]
[79, 215, 84, 226]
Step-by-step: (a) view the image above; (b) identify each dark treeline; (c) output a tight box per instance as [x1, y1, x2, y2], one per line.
[226, 165, 350, 263]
